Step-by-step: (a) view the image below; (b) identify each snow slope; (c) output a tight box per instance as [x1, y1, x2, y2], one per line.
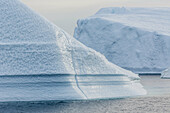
[74, 7, 170, 73]
[0, 1, 146, 101]
[0, 1, 138, 77]
[161, 68, 170, 78]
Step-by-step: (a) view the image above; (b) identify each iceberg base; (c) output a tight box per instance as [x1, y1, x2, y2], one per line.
[0, 74, 146, 102]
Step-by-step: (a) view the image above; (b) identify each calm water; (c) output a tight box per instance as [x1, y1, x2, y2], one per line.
[140, 75, 170, 96]
[0, 75, 170, 113]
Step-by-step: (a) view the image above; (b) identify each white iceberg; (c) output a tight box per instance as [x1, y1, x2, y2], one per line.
[0, 1, 146, 101]
[161, 68, 170, 78]
[74, 7, 170, 73]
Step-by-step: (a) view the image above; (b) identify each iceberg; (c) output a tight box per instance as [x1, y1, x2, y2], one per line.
[161, 68, 170, 78]
[74, 7, 170, 73]
[0, 1, 146, 101]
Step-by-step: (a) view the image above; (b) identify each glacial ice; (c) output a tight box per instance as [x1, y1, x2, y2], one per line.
[74, 7, 170, 73]
[0, 1, 146, 101]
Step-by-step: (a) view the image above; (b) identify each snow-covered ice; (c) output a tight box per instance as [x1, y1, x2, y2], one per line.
[74, 7, 170, 73]
[0, 1, 139, 78]
[0, 1, 146, 101]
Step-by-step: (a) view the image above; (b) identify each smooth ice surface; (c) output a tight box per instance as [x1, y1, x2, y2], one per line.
[161, 68, 170, 78]
[0, 74, 146, 102]
[74, 7, 170, 73]
[0, 1, 146, 101]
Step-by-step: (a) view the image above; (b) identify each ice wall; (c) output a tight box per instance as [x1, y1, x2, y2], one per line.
[74, 7, 170, 73]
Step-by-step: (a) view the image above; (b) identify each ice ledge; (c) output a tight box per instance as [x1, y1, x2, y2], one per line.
[0, 74, 146, 102]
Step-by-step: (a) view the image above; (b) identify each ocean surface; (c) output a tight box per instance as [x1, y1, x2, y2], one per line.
[140, 75, 170, 96]
[0, 75, 170, 113]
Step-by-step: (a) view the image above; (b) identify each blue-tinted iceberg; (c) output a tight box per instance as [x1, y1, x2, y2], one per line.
[74, 7, 170, 73]
[0, 1, 146, 101]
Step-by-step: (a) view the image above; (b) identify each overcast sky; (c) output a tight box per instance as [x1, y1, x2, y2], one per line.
[22, 0, 170, 35]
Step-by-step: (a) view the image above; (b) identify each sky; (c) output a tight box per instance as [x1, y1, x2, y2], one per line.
[22, 0, 170, 35]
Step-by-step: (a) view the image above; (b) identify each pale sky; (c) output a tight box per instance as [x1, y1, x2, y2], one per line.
[22, 0, 170, 35]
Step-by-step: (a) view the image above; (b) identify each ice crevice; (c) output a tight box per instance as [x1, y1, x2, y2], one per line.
[60, 30, 88, 99]
[75, 74, 88, 99]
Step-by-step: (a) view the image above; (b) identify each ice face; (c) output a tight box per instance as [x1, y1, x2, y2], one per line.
[74, 7, 170, 73]
[0, 74, 146, 102]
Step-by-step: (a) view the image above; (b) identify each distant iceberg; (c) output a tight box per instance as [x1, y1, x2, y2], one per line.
[0, 1, 146, 101]
[74, 7, 170, 73]
[161, 68, 170, 78]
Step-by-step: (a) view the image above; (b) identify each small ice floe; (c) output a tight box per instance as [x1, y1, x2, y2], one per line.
[161, 68, 170, 79]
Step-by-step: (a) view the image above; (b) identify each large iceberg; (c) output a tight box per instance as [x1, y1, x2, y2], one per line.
[0, 1, 146, 101]
[74, 7, 170, 73]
